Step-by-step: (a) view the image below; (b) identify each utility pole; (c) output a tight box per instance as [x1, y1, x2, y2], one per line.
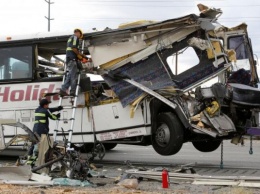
[45, 0, 54, 32]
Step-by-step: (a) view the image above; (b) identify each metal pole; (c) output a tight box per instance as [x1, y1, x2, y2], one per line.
[175, 52, 178, 75]
[48, 1, 50, 31]
[44, 0, 54, 32]
[220, 141, 224, 169]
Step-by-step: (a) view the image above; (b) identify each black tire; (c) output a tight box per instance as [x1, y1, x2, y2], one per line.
[80, 143, 94, 153]
[103, 143, 117, 151]
[152, 112, 184, 156]
[72, 143, 94, 153]
[192, 140, 221, 152]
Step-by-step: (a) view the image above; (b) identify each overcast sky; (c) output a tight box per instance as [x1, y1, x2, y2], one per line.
[0, 0, 259, 57]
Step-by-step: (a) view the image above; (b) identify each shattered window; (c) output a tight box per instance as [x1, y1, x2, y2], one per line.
[228, 36, 248, 60]
[167, 47, 199, 75]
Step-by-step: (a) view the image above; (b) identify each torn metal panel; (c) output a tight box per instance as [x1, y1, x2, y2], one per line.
[203, 111, 236, 135]
[0, 121, 39, 151]
[104, 27, 198, 71]
[88, 39, 147, 67]
[197, 4, 223, 19]
[86, 15, 199, 68]
[124, 79, 177, 110]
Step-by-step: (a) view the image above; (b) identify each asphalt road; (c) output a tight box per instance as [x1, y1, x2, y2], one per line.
[90, 140, 260, 169]
[1, 140, 260, 169]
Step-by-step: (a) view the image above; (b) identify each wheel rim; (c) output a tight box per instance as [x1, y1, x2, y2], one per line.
[155, 123, 170, 147]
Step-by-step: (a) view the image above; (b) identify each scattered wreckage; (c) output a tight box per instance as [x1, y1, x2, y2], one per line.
[0, 3, 259, 171]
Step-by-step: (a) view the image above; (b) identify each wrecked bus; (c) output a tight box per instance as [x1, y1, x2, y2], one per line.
[0, 4, 259, 156]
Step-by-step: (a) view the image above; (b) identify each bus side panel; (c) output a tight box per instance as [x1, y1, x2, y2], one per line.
[91, 102, 148, 141]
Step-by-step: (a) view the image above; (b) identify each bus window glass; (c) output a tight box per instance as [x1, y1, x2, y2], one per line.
[0, 46, 33, 80]
[167, 47, 199, 75]
[228, 36, 248, 60]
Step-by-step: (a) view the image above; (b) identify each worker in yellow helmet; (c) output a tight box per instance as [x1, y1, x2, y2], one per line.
[59, 29, 86, 97]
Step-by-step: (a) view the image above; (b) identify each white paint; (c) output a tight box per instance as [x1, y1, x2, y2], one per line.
[0, 81, 152, 145]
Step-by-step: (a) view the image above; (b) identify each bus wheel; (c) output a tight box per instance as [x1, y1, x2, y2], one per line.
[152, 112, 184, 156]
[103, 143, 117, 151]
[78, 143, 94, 153]
[192, 140, 221, 152]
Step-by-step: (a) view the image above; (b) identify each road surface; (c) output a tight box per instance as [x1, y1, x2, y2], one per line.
[91, 140, 260, 169]
[1, 140, 260, 169]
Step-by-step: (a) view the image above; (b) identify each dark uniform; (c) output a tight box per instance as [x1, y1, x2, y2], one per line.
[32, 106, 60, 137]
[60, 35, 80, 96]
[28, 99, 62, 156]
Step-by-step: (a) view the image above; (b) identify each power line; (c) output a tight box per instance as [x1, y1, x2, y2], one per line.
[55, 1, 260, 7]
[56, 17, 260, 23]
[73, 3, 260, 7]
[45, 0, 54, 32]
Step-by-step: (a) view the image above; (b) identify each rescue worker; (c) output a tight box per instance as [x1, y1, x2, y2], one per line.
[33, 99, 63, 137]
[59, 28, 86, 97]
[28, 99, 63, 158]
[28, 99, 63, 157]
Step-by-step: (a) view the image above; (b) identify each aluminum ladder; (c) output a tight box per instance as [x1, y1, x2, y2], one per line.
[53, 40, 85, 148]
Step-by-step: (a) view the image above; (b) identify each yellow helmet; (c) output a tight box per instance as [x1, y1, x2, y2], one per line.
[74, 28, 83, 39]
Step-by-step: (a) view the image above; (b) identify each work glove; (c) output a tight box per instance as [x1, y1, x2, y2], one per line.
[56, 113, 61, 119]
[58, 106, 63, 111]
[77, 54, 83, 60]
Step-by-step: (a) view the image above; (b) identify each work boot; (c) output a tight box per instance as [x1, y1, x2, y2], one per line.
[59, 89, 69, 97]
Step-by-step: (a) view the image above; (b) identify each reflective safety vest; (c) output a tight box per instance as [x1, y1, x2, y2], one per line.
[66, 35, 79, 60]
[33, 106, 59, 136]
[34, 110, 57, 124]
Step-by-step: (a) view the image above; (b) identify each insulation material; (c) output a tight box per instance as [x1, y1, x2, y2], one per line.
[187, 37, 210, 50]
[206, 41, 222, 59]
[118, 20, 156, 29]
[226, 49, 237, 62]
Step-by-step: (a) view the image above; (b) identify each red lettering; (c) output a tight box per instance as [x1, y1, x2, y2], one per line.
[32, 85, 40, 100]
[0, 87, 10, 102]
[40, 84, 55, 101]
[0, 84, 60, 103]
[25, 85, 32, 101]
[10, 90, 24, 101]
